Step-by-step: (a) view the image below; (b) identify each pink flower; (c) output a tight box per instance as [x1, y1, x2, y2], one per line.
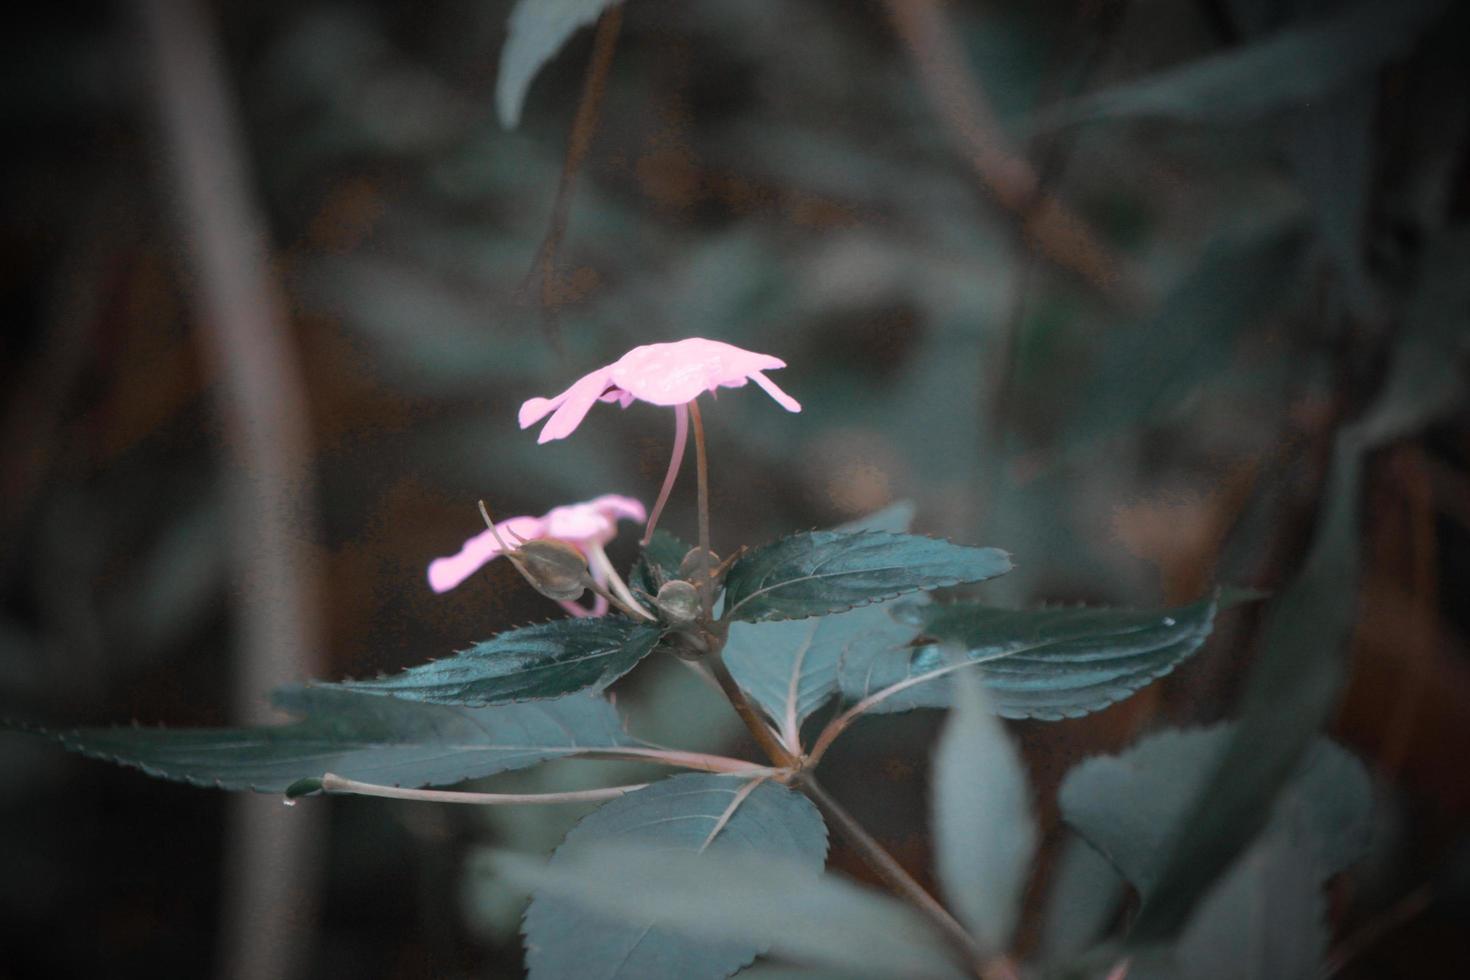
[518, 338, 800, 541]
[518, 338, 800, 443]
[427, 494, 646, 617]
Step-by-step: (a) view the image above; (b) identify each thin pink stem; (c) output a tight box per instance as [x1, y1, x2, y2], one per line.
[641, 402, 689, 546]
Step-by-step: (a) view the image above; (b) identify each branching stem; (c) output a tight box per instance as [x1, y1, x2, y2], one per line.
[795, 773, 991, 976]
[705, 642, 799, 769]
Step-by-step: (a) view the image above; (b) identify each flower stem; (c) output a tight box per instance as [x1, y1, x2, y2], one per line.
[688, 399, 714, 617]
[319, 774, 646, 805]
[642, 402, 689, 546]
[794, 772, 991, 976]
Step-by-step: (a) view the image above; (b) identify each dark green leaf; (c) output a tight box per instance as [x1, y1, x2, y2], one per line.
[497, 0, 623, 128]
[1058, 726, 1371, 902]
[629, 529, 692, 598]
[521, 773, 832, 980]
[501, 848, 966, 979]
[1131, 441, 1362, 940]
[840, 595, 1219, 721]
[1043, 0, 1448, 128]
[722, 531, 1011, 624]
[931, 665, 1035, 953]
[57, 688, 636, 793]
[724, 602, 918, 746]
[325, 617, 663, 706]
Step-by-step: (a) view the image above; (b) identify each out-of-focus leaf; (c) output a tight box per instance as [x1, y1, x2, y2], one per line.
[497, 0, 623, 128]
[326, 617, 663, 706]
[1284, 82, 1378, 315]
[931, 665, 1035, 953]
[54, 689, 635, 793]
[1037, 836, 1125, 963]
[1068, 223, 1304, 450]
[725, 602, 917, 746]
[519, 773, 832, 980]
[299, 256, 559, 393]
[722, 531, 1011, 623]
[1131, 830, 1326, 980]
[500, 844, 967, 979]
[834, 500, 917, 533]
[1059, 726, 1371, 902]
[1359, 228, 1470, 446]
[1045, 0, 1448, 127]
[839, 595, 1219, 721]
[1130, 440, 1362, 940]
[629, 529, 691, 597]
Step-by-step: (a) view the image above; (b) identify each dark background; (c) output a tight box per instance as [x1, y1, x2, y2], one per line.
[2, 1, 1467, 977]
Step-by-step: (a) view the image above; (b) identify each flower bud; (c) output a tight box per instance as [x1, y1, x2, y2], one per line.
[510, 539, 589, 601]
[655, 580, 701, 626]
[678, 547, 721, 583]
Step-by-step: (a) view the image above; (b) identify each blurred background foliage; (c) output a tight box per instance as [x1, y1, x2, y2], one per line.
[1, 0, 1467, 977]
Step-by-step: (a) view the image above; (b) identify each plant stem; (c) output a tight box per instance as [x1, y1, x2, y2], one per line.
[579, 746, 772, 775]
[320, 774, 645, 805]
[705, 645, 799, 769]
[795, 773, 989, 976]
[642, 402, 689, 546]
[688, 399, 714, 617]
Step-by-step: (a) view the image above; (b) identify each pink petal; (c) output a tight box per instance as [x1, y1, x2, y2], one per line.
[589, 494, 649, 523]
[518, 396, 558, 428]
[748, 370, 802, 412]
[536, 368, 615, 443]
[609, 338, 789, 406]
[425, 516, 544, 593]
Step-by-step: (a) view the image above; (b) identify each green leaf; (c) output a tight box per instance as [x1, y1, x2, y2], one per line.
[520, 773, 832, 980]
[1043, 0, 1448, 128]
[722, 531, 1011, 624]
[931, 665, 1035, 954]
[1131, 441, 1362, 940]
[497, 0, 623, 128]
[56, 688, 637, 793]
[325, 617, 663, 706]
[500, 849, 967, 979]
[839, 595, 1219, 721]
[1130, 830, 1326, 980]
[1058, 726, 1371, 903]
[1036, 836, 1125, 963]
[629, 529, 691, 598]
[724, 602, 919, 746]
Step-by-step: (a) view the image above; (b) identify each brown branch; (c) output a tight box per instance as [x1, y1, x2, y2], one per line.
[138, 3, 325, 979]
[521, 3, 624, 351]
[885, 0, 1137, 304]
